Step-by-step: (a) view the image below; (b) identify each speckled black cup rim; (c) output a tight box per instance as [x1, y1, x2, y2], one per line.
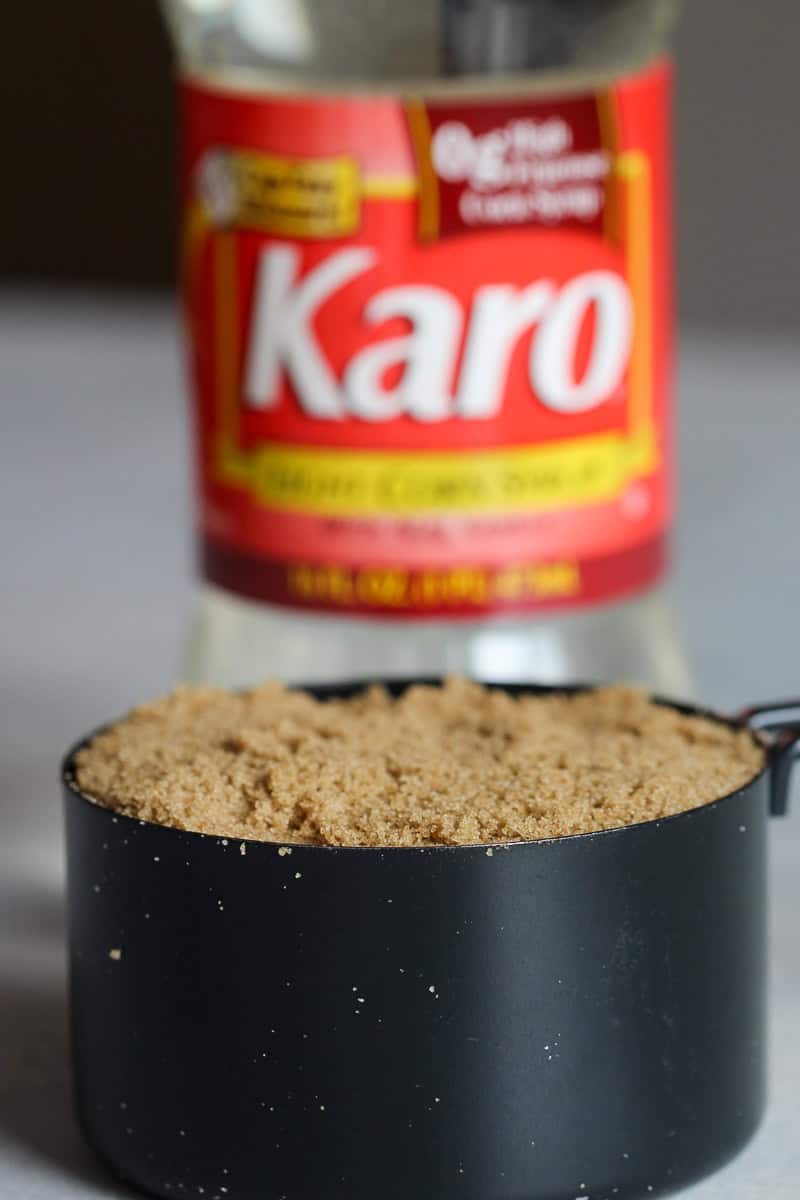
[60, 679, 770, 855]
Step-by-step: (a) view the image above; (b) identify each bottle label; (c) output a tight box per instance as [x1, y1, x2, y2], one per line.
[181, 62, 672, 618]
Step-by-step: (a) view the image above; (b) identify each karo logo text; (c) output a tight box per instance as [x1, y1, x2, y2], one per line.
[243, 245, 633, 423]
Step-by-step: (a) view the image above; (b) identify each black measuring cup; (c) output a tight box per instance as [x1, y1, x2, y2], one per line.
[62, 683, 800, 1200]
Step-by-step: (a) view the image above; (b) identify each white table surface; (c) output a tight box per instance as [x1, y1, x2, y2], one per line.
[0, 291, 798, 1198]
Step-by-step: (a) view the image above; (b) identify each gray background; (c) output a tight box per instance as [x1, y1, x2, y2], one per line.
[0, 1, 798, 330]
[675, 0, 800, 329]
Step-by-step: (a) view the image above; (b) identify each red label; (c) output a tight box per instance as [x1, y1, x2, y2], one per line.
[181, 63, 673, 618]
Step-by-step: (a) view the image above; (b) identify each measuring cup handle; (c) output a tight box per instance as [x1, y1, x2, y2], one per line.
[738, 701, 800, 817]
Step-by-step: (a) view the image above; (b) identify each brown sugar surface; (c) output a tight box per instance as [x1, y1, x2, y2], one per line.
[74, 679, 764, 847]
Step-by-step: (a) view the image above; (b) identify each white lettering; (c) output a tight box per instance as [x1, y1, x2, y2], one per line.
[530, 271, 633, 413]
[457, 283, 554, 418]
[344, 286, 462, 422]
[431, 121, 476, 183]
[241, 246, 633, 423]
[472, 130, 510, 190]
[244, 244, 376, 417]
[430, 116, 602, 192]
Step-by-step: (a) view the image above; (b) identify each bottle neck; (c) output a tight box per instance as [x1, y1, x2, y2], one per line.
[165, 0, 679, 91]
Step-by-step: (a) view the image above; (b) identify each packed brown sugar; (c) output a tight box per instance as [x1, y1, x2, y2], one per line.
[74, 679, 764, 847]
